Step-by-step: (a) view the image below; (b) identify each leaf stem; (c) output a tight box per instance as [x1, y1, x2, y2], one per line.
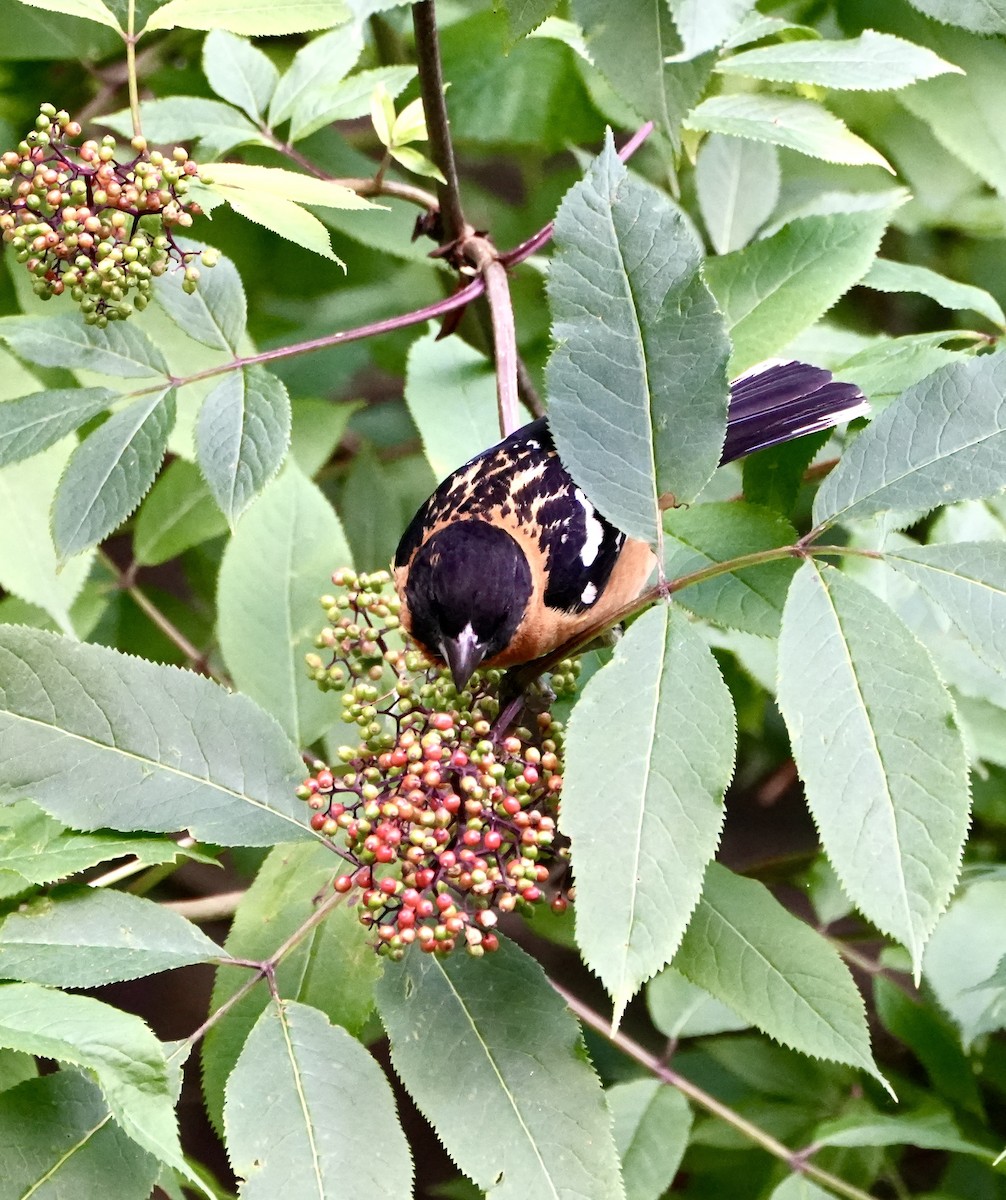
[551, 980, 879, 1200]
[412, 0, 467, 244]
[162, 889, 247, 922]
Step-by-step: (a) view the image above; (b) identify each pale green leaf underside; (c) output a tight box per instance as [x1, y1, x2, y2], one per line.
[675, 863, 884, 1085]
[0, 387, 114, 469]
[268, 23, 363, 126]
[562, 605, 735, 1022]
[717, 30, 962, 91]
[374, 939, 626, 1200]
[0, 626, 313, 846]
[15, 0, 121, 31]
[0, 315, 169, 378]
[608, 1078, 691, 1200]
[695, 133, 780, 255]
[776, 562, 969, 972]
[904, 0, 1006, 35]
[208, 186, 342, 265]
[144, 0, 350, 35]
[155, 247, 247, 353]
[224, 1000, 412, 1198]
[685, 94, 893, 170]
[813, 352, 1006, 530]
[202, 28, 278, 121]
[216, 464, 352, 746]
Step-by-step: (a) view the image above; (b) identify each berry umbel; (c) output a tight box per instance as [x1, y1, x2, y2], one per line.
[0, 105, 213, 325]
[300, 569, 579, 959]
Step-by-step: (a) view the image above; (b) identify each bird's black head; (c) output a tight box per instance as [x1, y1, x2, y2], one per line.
[404, 519, 533, 690]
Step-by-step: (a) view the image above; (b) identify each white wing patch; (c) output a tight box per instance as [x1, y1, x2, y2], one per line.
[581, 582, 598, 605]
[575, 488, 604, 566]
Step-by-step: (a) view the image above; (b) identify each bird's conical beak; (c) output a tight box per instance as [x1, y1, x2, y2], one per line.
[440, 627, 487, 691]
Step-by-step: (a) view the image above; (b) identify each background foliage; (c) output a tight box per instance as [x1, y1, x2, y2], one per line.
[0, 0, 1005, 1197]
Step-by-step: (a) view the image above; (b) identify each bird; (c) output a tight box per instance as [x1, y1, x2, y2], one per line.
[394, 360, 868, 691]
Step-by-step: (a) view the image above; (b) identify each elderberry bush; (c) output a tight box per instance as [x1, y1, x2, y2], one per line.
[300, 569, 580, 958]
[0, 105, 213, 324]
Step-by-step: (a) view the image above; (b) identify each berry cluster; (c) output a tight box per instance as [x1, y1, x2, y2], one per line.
[0, 105, 213, 324]
[301, 569, 579, 958]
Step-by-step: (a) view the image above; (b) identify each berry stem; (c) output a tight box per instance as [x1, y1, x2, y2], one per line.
[125, 0, 141, 140]
[552, 980, 879, 1200]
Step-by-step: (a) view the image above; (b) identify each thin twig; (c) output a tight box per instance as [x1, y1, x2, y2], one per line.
[412, 0, 467, 244]
[552, 980, 879, 1200]
[177, 887, 347, 1055]
[516, 356, 545, 419]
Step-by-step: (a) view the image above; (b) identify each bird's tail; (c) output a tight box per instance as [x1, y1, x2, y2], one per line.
[721, 359, 868, 465]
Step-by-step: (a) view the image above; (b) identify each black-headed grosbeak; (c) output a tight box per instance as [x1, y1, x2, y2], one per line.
[395, 360, 867, 689]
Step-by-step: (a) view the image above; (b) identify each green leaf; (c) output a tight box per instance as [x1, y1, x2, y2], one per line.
[904, 0, 1006, 35]
[776, 562, 969, 973]
[14, 0, 120, 30]
[663, 503, 799, 636]
[0, 386, 114, 468]
[155, 245, 246, 352]
[0, 1071, 160, 1200]
[860, 258, 1005, 329]
[98, 97, 267, 159]
[675, 863, 885, 1086]
[289, 397, 360, 478]
[898, 24, 1006, 199]
[375, 938, 625, 1200]
[289, 64, 416, 140]
[647, 966, 748, 1039]
[0, 441, 94, 634]
[224, 1000, 412, 1198]
[0, 1048, 36, 1092]
[813, 352, 1006, 531]
[574, 0, 714, 150]
[388, 144, 446, 183]
[196, 367, 290, 525]
[835, 331, 963, 412]
[547, 135, 730, 545]
[666, 0, 756, 59]
[563, 605, 735, 1022]
[0, 799, 207, 891]
[0, 982, 184, 1172]
[886, 543, 1006, 678]
[685, 95, 893, 170]
[811, 1103, 993, 1157]
[608, 1079, 691, 1200]
[695, 133, 779, 254]
[705, 196, 904, 375]
[924, 880, 1006, 1047]
[217, 464, 350, 745]
[268, 23, 362, 126]
[202, 842, 383, 1133]
[0, 315, 169, 378]
[717, 30, 962, 91]
[52, 387, 175, 560]
[741, 430, 829, 518]
[144, 0, 350, 35]
[133, 457, 229, 565]
[0, 626, 313, 846]
[770, 1178, 832, 1200]
[405, 328, 500, 480]
[207, 185, 342, 264]
[0, 887, 221, 987]
[504, 0, 558, 43]
[202, 29, 278, 121]
[203, 162, 376, 211]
